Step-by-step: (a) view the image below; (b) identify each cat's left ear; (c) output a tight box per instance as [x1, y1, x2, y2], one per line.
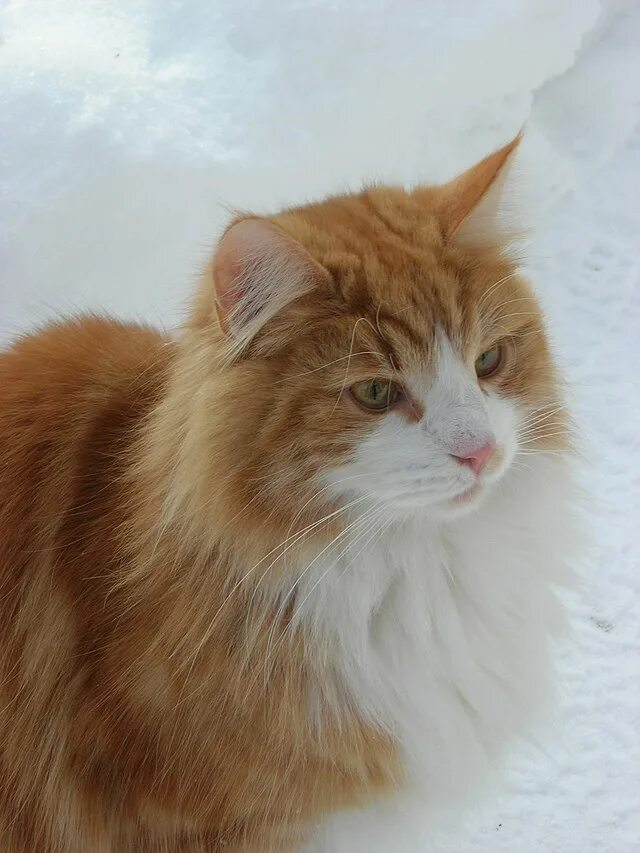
[434, 133, 522, 247]
[212, 217, 329, 358]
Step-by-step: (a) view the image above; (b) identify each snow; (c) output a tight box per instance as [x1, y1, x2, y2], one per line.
[1, 1, 638, 850]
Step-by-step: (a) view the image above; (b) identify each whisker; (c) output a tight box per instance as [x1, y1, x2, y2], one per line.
[476, 273, 520, 312]
[510, 457, 536, 471]
[518, 431, 567, 444]
[262, 503, 387, 685]
[517, 449, 566, 456]
[261, 502, 384, 684]
[283, 471, 381, 546]
[517, 413, 566, 438]
[328, 509, 394, 594]
[493, 311, 541, 321]
[179, 494, 371, 666]
[375, 301, 385, 339]
[278, 351, 386, 383]
[480, 295, 536, 317]
[248, 494, 373, 609]
[518, 405, 565, 428]
[171, 488, 384, 711]
[330, 317, 369, 418]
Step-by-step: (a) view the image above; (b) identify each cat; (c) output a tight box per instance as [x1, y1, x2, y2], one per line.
[0, 135, 580, 852]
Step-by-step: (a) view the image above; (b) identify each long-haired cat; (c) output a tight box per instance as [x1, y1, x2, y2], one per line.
[0, 136, 579, 852]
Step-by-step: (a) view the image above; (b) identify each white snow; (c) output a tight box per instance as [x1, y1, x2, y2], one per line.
[1, 1, 638, 851]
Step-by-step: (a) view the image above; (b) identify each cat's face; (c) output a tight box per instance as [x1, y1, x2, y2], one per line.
[251, 242, 562, 522]
[200, 137, 568, 531]
[322, 329, 522, 519]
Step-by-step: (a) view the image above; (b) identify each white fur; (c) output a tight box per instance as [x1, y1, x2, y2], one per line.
[287, 334, 580, 849]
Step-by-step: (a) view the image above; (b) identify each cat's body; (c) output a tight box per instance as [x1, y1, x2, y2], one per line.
[0, 138, 579, 851]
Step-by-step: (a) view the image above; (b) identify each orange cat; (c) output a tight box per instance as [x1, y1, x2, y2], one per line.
[0, 137, 578, 851]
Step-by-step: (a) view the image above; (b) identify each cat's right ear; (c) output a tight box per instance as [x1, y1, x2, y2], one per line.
[212, 218, 327, 358]
[428, 133, 522, 248]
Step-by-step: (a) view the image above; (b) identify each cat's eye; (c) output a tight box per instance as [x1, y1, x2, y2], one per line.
[475, 345, 503, 379]
[350, 378, 400, 412]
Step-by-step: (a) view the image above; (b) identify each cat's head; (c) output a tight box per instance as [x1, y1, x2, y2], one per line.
[191, 136, 567, 531]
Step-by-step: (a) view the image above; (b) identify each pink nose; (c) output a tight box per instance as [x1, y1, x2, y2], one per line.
[453, 442, 495, 475]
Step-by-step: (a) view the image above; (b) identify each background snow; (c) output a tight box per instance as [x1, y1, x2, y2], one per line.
[0, 1, 638, 850]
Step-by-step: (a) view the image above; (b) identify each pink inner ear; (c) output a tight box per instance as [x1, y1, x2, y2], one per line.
[213, 252, 246, 333]
[212, 218, 276, 334]
[211, 217, 328, 345]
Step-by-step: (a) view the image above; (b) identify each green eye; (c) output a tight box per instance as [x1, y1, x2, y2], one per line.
[475, 345, 503, 378]
[350, 378, 400, 412]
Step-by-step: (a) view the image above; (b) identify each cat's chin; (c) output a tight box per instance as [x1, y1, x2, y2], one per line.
[433, 479, 498, 519]
[452, 482, 482, 506]
[445, 471, 508, 516]
[440, 488, 488, 518]
[387, 486, 491, 522]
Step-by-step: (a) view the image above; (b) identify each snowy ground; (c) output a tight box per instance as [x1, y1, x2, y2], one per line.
[1, 1, 639, 851]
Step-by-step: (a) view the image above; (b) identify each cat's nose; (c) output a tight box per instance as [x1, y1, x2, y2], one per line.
[452, 442, 495, 475]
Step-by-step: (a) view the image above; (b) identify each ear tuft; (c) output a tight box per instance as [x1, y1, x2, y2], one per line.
[213, 218, 325, 358]
[436, 133, 522, 247]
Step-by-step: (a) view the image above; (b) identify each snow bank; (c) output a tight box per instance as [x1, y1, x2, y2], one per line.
[2, 0, 636, 337]
[1, 1, 639, 851]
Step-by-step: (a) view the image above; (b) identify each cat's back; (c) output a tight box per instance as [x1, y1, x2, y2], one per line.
[0, 316, 172, 569]
[0, 316, 173, 850]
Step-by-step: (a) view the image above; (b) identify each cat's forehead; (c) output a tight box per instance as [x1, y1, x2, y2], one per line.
[271, 186, 532, 371]
[275, 186, 515, 315]
[275, 186, 443, 261]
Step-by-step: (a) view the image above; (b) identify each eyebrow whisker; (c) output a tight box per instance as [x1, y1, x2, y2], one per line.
[279, 351, 386, 382]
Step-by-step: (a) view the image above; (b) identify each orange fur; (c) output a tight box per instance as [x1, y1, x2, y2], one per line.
[0, 138, 566, 851]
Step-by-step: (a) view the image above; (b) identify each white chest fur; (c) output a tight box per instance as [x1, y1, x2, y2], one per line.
[292, 456, 579, 834]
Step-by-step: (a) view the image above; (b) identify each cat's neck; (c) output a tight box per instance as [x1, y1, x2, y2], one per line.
[279, 455, 579, 797]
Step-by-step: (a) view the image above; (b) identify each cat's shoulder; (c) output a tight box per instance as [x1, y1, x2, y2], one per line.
[2, 314, 168, 370]
[0, 315, 171, 397]
[0, 315, 173, 465]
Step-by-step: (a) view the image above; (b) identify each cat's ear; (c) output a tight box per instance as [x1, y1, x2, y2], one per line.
[434, 133, 521, 247]
[212, 217, 327, 357]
